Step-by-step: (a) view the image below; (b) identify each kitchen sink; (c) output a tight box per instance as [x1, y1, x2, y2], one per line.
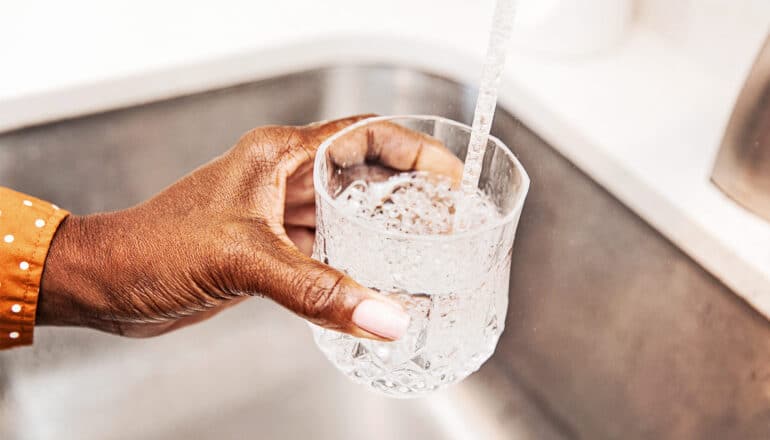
[1, 66, 769, 440]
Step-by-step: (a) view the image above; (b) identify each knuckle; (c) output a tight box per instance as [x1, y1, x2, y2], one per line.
[236, 126, 312, 171]
[299, 269, 344, 319]
[235, 128, 281, 165]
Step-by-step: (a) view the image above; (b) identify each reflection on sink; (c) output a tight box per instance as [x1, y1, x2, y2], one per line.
[2, 302, 558, 440]
[1, 66, 769, 440]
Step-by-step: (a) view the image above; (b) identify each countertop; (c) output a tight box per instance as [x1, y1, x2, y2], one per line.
[2, 0, 770, 318]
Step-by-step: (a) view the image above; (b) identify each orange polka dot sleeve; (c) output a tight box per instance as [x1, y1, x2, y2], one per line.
[0, 187, 69, 349]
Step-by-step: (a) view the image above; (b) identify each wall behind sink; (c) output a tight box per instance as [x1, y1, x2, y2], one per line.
[638, 0, 770, 84]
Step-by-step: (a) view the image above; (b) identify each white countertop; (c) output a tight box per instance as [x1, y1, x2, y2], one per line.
[2, 1, 770, 318]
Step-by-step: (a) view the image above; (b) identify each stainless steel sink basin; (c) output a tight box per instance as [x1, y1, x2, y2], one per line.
[1, 66, 769, 439]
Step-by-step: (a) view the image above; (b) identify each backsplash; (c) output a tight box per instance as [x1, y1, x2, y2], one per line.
[638, 0, 770, 84]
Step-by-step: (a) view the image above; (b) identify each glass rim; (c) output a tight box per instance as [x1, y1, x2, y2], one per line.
[313, 114, 531, 242]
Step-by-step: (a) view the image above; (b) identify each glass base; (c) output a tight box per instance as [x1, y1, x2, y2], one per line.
[310, 301, 503, 398]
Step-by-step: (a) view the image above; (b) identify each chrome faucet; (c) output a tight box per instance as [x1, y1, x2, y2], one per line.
[712, 33, 770, 222]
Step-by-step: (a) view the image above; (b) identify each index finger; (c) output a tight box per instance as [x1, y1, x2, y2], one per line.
[324, 120, 464, 185]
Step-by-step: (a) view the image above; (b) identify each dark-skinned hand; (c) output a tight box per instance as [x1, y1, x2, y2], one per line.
[38, 115, 462, 340]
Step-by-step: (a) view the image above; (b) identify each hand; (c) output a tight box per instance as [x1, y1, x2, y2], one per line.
[37, 115, 462, 340]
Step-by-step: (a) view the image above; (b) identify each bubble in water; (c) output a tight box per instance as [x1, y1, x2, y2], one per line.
[335, 171, 500, 234]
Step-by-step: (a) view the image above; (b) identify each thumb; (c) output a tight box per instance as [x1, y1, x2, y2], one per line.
[259, 238, 411, 341]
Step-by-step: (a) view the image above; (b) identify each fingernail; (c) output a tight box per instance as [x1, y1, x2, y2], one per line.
[352, 299, 411, 340]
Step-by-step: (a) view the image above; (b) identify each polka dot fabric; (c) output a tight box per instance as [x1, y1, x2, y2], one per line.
[0, 187, 69, 349]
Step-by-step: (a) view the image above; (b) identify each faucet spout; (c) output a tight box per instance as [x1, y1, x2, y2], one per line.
[712, 33, 770, 222]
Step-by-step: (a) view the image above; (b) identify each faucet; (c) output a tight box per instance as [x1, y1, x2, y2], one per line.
[712, 33, 770, 222]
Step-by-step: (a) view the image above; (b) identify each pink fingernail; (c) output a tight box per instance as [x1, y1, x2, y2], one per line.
[352, 299, 411, 340]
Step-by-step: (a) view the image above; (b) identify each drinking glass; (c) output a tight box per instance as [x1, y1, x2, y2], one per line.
[311, 115, 529, 397]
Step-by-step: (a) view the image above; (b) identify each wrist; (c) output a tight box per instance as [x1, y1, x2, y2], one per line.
[38, 214, 110, 328]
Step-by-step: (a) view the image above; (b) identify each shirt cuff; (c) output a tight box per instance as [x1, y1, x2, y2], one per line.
[0, 187, 70, 349]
